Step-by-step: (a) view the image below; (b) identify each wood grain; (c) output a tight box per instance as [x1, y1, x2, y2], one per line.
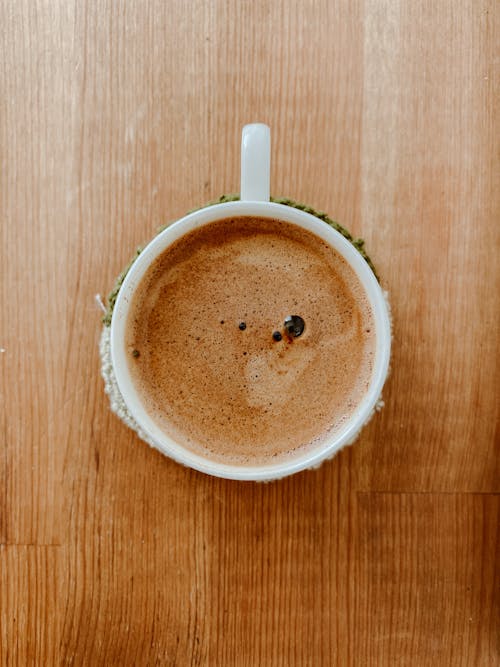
[0, 546, 60, 665]
[355, 493, 500, 666]
[0, 0, 498, 664]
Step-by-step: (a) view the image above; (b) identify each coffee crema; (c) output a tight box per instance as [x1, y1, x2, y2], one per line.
[126, 216, 375, 466]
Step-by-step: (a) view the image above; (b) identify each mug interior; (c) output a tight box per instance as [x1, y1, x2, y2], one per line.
[110, 201, 391, 480]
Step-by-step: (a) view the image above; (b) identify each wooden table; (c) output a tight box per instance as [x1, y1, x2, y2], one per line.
[1, 2, 498, 664]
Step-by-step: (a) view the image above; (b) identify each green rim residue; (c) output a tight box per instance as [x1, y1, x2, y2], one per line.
[103, 195, 378, 326]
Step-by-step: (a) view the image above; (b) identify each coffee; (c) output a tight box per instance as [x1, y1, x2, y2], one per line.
[126, 216, 375, 465]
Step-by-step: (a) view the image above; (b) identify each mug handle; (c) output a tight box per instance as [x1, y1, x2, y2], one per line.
[240, 123, 271, 202]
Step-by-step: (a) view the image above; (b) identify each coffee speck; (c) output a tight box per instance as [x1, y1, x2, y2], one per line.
[272, 331, 282, 342]
[220, 320, 225, 324]
[132, 349, 140, 358]
[239, 322, 247, 330]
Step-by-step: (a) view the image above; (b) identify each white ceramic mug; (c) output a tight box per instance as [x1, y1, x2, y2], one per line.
[110, 124, 391, 481]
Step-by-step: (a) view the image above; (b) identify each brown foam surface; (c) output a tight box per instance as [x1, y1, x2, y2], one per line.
[126, 216, 375, 466]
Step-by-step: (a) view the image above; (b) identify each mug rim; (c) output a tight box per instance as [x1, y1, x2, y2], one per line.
[110, 201, 391, 480]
